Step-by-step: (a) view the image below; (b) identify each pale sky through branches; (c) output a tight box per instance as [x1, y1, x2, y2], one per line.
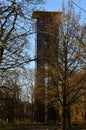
[44, 0, 86, 13]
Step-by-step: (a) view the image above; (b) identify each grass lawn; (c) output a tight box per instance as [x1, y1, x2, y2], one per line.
[0, 125, 16, 130]
[0, 124, 86, 130]
[0, 124, 55, 130]
[0, 124, 28, 130]
[0, 124, 50, 130]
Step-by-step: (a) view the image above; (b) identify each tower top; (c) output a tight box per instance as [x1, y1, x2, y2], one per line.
[32, 11, 62, 19]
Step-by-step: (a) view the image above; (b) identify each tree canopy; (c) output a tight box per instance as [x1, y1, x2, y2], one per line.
[0, 0, 45, 71]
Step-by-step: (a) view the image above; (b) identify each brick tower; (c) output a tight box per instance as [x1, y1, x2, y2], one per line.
[32, 11, 62, 123]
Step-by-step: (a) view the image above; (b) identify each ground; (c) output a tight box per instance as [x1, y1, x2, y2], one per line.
[0, 124, 86, 130]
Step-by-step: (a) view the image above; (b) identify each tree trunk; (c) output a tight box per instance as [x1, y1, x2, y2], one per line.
[62, 107, 66, 130]
[8, 109, 14, 124]
[62, 106, 72, 130]
[67, 106, 71, 127]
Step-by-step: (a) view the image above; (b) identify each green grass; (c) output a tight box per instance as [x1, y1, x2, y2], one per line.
[0, 124, 86, 130]
[0, 124, 54, 130]
[0, 125, 16, 130]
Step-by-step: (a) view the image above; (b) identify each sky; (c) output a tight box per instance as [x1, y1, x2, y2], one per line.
[44, 0, 63, 11]
[44, 0, 86, 13]
[44, 0, 64, 11]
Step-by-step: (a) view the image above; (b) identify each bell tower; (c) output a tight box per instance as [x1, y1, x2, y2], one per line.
[32, 11, 62, 123]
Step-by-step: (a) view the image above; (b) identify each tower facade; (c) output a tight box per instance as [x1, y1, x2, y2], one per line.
[32, 11, 62, 123]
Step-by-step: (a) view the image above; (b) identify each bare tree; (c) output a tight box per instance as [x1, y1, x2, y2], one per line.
[0, 70, 21, 123]
[19, 69, 35, 123]
[33, 1, 86, 129]
[0, 0, 45, 123]
[0, 0, 45, 71]
[49, 2, 86, 129]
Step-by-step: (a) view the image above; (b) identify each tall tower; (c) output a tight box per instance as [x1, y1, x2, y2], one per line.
[32, 11, 62, 123]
